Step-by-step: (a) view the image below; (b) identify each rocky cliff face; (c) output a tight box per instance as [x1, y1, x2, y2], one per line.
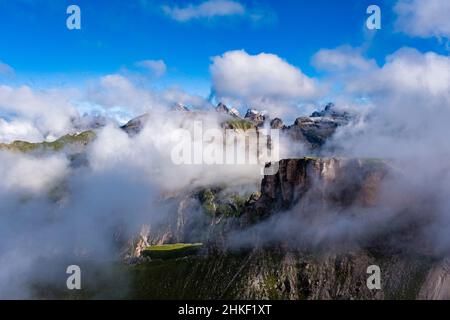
[253, 158, 387, 217]
[122, 193, 210, 260]
[119, 157, 450, 300]
[418, 259, 450, 299]
[126, 247, 434, 300]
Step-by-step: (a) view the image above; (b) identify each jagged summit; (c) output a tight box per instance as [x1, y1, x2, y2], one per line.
[228, 107, 241, 118]
[244, 108, 266, 126]
[311, 102, 335, 117]
[215, 102, 229, 114]
[311, 102, 351, 121]
[121, 113, 150, 136]
[244, 109, 260, 117]
[215, 103, 241, 118]
[270, 118, 284, 129]
[215, 103, 266, 124]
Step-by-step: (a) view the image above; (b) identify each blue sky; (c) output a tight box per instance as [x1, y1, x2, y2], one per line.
[0, 0, 447, 95]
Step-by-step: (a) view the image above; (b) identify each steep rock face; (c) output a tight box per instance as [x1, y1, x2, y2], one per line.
[128, 249, 432, 300]
[123, 189, 249, 260]
[126, 157, 441, 300]
[270, 118, 284, 129]
[255, 158, 387, 216]
[122, 194, 207, 260]
[418, 258, 450, 299]
[215, 102, 230, 114]
[116, 156, 450, 300]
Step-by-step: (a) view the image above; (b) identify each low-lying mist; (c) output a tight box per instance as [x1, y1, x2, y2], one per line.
[0, 109, 281, 298]
[0, 46, 449, 298]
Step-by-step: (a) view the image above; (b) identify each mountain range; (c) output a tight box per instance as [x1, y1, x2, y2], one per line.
[1, 103, 449, 300]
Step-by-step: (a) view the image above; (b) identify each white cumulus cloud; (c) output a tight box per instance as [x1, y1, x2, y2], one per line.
[210, 50, 320, 117]
[0, 85, 79, 143]
[346, 48, 450, 101]
[312, 46, 377, 72]
[162, 0, 245, 22]
[136, 59, 167, 77]
[394, 0, 450, 39]
[86, 74, 210, 114]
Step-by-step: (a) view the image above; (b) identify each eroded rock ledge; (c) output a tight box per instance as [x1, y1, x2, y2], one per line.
[253, 157, 387, 217]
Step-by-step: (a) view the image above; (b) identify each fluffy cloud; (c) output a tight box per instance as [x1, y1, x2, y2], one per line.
[86, 74, 210, 114]
[0, 74, 211, 143]
[0, 118, 43, 143]
[135, 59, 167, 77]
[315, 46, 450, 162]
[87, 74, 156, 112]
[0, 105, 278, 297]
[313, 46, 450, 104]
[394, 0, 450, 39]
[162, 0, 245, 22]
[309, 45, 450, 162]
[210, 50, 320, 116]
[0, 152, 69, 194]
[311, 46, 450, 257]
[0, 85, 79, 142]
[346, 48, 450, 101]
[312, 46, 377, 72]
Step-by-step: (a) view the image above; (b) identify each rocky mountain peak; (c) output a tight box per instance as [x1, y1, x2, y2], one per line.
[215, 103, 241, 118]
[228, 107, 241, 118]
[215, 102, 230, 114]
[244, 108, 266, 126]
[311, 102, 351, 121]
[270, 118, 284, 129]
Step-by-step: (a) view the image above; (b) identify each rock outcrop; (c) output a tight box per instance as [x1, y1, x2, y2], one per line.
[244, 109, 266, 126]
[254, 158, 387, 216]
[121, 113, 150, 136]
[270, 118, 284, 129]
[215, 103, 241, 118]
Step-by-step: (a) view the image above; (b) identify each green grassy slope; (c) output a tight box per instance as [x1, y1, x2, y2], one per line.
[0, 131, 95, 153]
